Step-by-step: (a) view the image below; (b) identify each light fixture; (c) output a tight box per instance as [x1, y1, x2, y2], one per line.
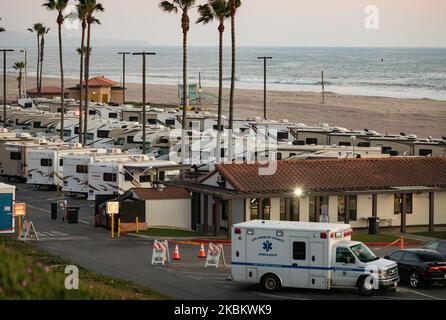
[294, 188, 304, 197]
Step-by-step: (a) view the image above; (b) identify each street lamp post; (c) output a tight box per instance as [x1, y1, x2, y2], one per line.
[118, 52, 131, 105]
[1, 49, 14, 128]
[133, 51, 156, 155]
[257, 56, 272, 121]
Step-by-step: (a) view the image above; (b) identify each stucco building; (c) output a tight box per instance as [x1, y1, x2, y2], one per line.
[67, 76, 125, 104]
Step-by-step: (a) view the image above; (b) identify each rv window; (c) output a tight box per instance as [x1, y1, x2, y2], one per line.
[89, 110, 96, 115]
[127, 136, 135, 144]
[86, 133, 94, 141]
[277, 132, 289, 141]
[139, 175, 152, 183]
[419, 149, 432, 156]
[10, 152, 21, 160]
[129, 117, 139, 122]
[339, 142, 351, 147]
[358, 142, 370, 147]
[292, 242, 306, 260]
[74, 127, 80, 134]
[109, 113, 118, 119]
[336, 247, 354, 263]
[147, 119, 157, 125]
[76, 165, 88, 174]
[159, 172, 165, 181]
[114, 138, 125, 146]
[46, 127, 55, 133]
[276, 153, 282, 160]
[97, 130, 110, 138]
[59, 159, 63, 167]
[165, 119, 175, 127]
[33, 122, 43, 128]
[124, 172, 133, 181]
[41, 159, 53, 167]
[103, 173, 117, 182]
[63, 130, 71, 137]
[306, 138, 318, 145]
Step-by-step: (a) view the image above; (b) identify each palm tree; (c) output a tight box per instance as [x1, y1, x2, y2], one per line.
[43, 0, 69, 141]
[13, 62, 25, 98]
[38, 25, 50, 98]
[159, 0, 197, 163]
[228, 0, 240, 162]
[27, 23, 44, 95]
[197, 0, 232, 163]
[83, 0, 104, 146]
[0, 18, 5, 32]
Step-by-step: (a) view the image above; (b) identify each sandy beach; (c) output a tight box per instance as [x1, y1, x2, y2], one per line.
[3, 74, 446, 139]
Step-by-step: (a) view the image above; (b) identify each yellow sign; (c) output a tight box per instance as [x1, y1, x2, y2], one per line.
[106, 202, 119, 215]
[13, 203, 26, 217]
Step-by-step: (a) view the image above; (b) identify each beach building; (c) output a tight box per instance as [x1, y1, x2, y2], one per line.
[173, 157, 446, 238]
[26, 86, 69, 99]
[67, 76, 125, 104]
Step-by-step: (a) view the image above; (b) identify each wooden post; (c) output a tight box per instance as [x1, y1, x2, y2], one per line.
[315, 197, 321, 223]
[18, 216, 22, 237]
[285, 198, 291, 221]
[345, 196, 350, 224]
[118, 218, 121, 238]
[429, 192, 435, 232]
[111, 214, 115, 239]
[401, 194, 407, 234]
[372, 194, 378, 218]
[227, 200, 233, 240]
[214, 198, 221, 237]
[258, 199, 264, 220]
[203, 195, 209, 234]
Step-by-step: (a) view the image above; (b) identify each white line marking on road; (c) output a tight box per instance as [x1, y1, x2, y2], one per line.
[26, 204, 50, 214]
[79, 220, 90, 225]
[402, 288, 443, 300]
[251, 291, 310, 300]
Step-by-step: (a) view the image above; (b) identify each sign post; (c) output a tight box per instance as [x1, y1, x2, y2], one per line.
[106, 202, 119, 239]
[14, 203, 26, 237]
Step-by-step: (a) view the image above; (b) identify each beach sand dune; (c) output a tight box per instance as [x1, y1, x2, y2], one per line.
[3, 75, 446, 138]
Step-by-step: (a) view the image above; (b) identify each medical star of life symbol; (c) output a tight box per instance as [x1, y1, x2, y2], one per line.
[263, 241, 273, 252]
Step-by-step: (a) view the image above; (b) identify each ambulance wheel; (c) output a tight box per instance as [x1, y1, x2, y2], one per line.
[358, 276, 376, 296]
[260, 274, 281, 292]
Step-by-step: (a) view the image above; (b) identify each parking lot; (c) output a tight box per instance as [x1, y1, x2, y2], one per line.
[7, 181, 446, 300]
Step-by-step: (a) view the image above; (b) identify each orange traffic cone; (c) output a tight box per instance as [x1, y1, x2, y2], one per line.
[173, 244, 181, 261]
[198, 244, 206, 258]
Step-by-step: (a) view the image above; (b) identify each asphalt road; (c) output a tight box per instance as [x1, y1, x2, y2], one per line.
[5, 181, 446, 300]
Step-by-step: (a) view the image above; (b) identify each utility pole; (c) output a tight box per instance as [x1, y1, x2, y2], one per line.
[118, 52, 131, 105]
[1, 49, 14, 128]
[21, 49, 28, 98]
[133, 51, 156, 155]
[257, 56, 272, 120]
[198, 72, 202, 111]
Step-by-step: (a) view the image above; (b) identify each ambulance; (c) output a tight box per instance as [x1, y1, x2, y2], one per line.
[231, 220, 399, 296]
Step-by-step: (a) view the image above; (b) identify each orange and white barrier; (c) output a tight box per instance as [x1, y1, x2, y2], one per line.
[151, 240, 170, 266]
[205, 243, 227, 268]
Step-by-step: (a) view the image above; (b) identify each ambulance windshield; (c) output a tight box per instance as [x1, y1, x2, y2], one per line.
[350, 243, 379, 263]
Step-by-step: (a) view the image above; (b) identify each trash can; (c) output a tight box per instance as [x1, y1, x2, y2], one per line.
[368, 217, 381, 235]
[66, 207, 80, 224]
[51, 203, 58, 220]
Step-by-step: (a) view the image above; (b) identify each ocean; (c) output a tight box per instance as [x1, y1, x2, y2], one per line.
[5, 46, 446, 101]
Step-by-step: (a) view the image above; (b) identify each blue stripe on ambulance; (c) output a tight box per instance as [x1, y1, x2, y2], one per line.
[231, 262, 366, 273]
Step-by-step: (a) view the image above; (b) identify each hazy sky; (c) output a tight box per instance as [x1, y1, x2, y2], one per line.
[1, 0, 445, 47]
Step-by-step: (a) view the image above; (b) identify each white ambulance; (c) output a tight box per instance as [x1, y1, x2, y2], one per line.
[231, 220, 399, 296]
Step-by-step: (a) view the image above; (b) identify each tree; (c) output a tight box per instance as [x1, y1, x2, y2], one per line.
[159, 0, 197, 163]
[13, 62, 25, 98]
[228, 0, 240, 162]
[27, 23, 44, 96]
[197, 0, 234, 163]
[43, 0, 69, 140]
[83, 0, 104, 146]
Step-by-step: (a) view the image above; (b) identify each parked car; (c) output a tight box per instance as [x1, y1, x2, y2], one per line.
[422, 240, 446, 258]
[385, 249, 446, 288]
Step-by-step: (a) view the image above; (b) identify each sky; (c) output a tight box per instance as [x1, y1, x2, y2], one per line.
[0, 0, 445, 47]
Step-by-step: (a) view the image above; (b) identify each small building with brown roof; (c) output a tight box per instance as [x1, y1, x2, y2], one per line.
[116, 186, 192, 231]
[67, 75, 125, 104]
[173, 157, 446, 237]
[26, 86, 69, 99]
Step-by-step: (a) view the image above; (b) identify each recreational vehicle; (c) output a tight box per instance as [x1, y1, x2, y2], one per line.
[231, 221, 399, 295]
[87, 157, 189, 200]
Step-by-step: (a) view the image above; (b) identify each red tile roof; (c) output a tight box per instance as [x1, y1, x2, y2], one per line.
[214, 157, 446, 194]
[26, 86, 68, 94]
[132, 187, 191, 200]
[78, 76, 117, 87]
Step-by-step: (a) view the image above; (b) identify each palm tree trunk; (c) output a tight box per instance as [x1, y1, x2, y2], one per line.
[216, 25, 224, 164]
[228, 5, 236, 162]
[39, 36, 44, 96]
[180, 28, 188, 163]
[78, 25, 86, 144]
[36, 35, 40, 96]
[58, 22, 65, 141]
[18, 71, 22, 98]
[83, 22, 92, 146]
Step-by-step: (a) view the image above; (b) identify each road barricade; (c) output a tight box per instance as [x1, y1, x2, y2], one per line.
[205, 243, 226, 268]
[151, 240, 170, 266]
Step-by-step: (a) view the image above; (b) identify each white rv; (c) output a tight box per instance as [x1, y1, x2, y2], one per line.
[87, 157, 189, 200]
[27, 146, 107, 188]
[231, 221, 399, 295]
[62, 150, 138, 195]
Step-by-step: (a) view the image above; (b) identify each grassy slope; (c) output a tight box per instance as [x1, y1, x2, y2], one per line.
[133, 228, 206, 238]
[412, 231, 446, 240]
[0, 237, 169, 300]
